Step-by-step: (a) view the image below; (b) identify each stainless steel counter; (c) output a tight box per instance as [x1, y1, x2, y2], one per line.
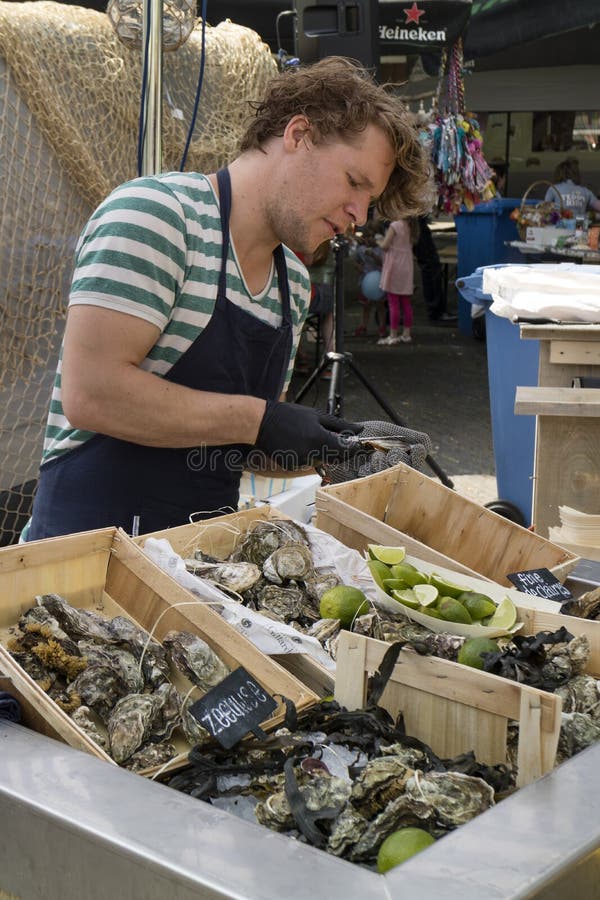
[2, 721, 600, 899]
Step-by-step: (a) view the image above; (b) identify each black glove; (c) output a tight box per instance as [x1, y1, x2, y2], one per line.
[255, 400, 363, 470]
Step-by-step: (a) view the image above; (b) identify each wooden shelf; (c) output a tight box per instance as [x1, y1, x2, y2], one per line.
[515, 386, 600, 416]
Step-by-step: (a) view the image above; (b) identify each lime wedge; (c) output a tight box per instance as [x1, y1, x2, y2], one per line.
[413, 583, 439, 607]
[367, 545, 406, 565]
[391, 588, 420, 609]
[383, 578, 411, 592]
[485, 596, 518, 630]
[429, 573, 469, 599]
[391, 563, 429, 587]
[367, 559, 393, 591]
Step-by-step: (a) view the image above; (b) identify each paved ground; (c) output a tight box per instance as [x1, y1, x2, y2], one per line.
[289, 267, 499, 505]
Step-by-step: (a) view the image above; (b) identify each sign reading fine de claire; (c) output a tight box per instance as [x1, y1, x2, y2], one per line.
[379, 1, 472, 51]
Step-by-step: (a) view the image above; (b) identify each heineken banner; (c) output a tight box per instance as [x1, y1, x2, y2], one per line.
[379, 0, 472, 53]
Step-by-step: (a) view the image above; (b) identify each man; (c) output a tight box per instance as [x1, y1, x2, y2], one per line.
[26, 56, 431, 540]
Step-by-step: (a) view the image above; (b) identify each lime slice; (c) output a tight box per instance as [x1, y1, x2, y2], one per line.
[485, 596, 518, 630]
[383, 578, 411, 592]
[391, 588, 420, 609]
[413, 583, 439, 607]
[429, 573, 469, 599]
[391, 563, 429, 587]
[367, 545, 406, 565]
[459, 591, 497, 621]
[367, 559, 393, 591]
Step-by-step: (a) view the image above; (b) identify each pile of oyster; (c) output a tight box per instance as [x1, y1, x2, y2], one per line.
[166, 697, 512, 868]
[7, 593, 231, 771]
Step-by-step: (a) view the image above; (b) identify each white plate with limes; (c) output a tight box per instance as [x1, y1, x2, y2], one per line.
[366, 545, 525, 638]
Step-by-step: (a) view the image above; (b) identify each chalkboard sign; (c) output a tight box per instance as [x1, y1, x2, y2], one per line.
[506, 568, 573, 602]
[188, 667, 277, 749]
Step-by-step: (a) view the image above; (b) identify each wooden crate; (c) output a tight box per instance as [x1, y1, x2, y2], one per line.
[0, 527, 318, 772]
[315, 462, 578, 586]
[136, 506, 336, 696]
[335, 631, 562, 789]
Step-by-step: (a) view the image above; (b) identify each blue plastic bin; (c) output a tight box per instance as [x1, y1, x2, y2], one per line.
[454, 198, 523, 336]
[457, 265, 539, 526]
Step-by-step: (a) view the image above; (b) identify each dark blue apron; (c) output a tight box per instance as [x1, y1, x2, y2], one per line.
[28, 168, 293, 539]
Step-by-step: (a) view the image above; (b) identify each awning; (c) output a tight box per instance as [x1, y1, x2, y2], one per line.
[464, 0, 600, 57]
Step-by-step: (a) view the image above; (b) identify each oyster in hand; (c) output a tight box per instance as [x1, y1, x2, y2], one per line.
[163, 630, 230, 691]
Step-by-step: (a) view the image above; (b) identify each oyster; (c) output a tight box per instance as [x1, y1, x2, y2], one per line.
[151, 682, 183, 742]
[543, 633, 591, 684]
[71, 705, 110, 753]
[162, 630, 230, 691]
[304, 572, 342, 604]
[405, 770, 494, 830]
[9, 650, 57, 691]
[350, 794, 433, 862]
[262, 543, 314, 584]
[327, 806, 370, 857]
[67, 663, 130, 722]
[349, 757, 414, 818]
[235, 520, 308, 567]
[78, 640, 145, 694]
[108, 616, 170, 688]
[307, 618, 341, 644]
[107, 692, 158, 763]
[255, 771, 352, 833]
[37, 594, 114, 643]
[557, 711, 600, 764]
[352, 612, 380, 637]
[555, 674, 600, 719]
[257, 584, 305, 623]
[17, 606, 80, 656]
[180, 699, 213, 747]
[123, 741, 178, 773]
[183, 559, 262, 594]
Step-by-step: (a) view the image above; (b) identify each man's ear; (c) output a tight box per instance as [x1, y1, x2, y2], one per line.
[283, 114, 313, 152]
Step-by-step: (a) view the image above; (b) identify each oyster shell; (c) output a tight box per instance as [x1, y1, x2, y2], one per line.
[180, 699, 213, 747]
[71, 705, 110, 752]
[262, 543, 314, 584]
[235, 520, 309, 567]
[9, 650, 57, 691]
[327, 806, 370, 857]
[67, 663, 129, 722]
[123, 740, 178, 773]
[307, 618, 341, 644]
[17, 606, 81, 656]
[350, 794, 433, 862]
[405, 770, 494, 830]
[255, 772, 352, 832]
[304, 572, 342, 604]
[349, 757, 414, 818]
[108, 616, 170, 688]
[163, 630, 230, 691]
[37, 594, 114, 643]
[151, 682, 183, 742]
[107, 692, 158, 763]
[183, 559, 262, 594]
[557, 711, 600, 764]
[555, 674, 600, 719]
[78, 640, 145, 694]
[257, 584, 305, 622]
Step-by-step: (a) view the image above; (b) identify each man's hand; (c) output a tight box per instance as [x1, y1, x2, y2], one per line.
[255, 401, 363, 470]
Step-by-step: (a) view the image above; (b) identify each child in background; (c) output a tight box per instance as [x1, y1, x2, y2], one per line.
[377, 217, 419, 346]
[350, 222, 386, 337]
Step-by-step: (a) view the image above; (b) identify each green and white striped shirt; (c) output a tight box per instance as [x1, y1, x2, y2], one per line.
[42, 172, 311, 463]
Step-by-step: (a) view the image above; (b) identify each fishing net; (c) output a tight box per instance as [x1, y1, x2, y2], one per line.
[0, 1, 277, 544]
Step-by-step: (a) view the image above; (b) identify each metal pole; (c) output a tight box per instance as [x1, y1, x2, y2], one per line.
[141, 0, 163, 175]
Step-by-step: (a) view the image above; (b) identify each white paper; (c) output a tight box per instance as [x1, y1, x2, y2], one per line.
[482, 263, 600, 322]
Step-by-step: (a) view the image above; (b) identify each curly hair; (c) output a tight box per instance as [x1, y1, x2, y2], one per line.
[239, 57, 434, 220]
[553, 157, 581, 185]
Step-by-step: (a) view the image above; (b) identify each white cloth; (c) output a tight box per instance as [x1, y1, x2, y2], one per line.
[483, 263, 600, 322]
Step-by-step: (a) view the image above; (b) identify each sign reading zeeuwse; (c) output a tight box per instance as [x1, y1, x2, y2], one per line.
[378, 1, 472, 51]
[188, 667, 278, 749]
